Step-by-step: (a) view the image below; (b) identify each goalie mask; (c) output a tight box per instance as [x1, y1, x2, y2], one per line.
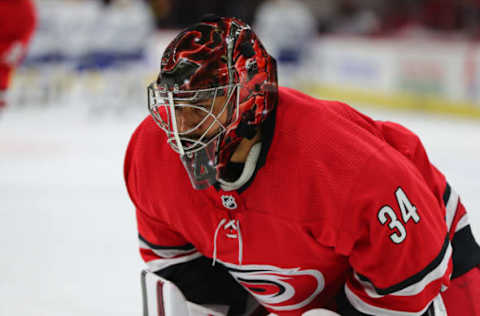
[148, 16, 278, 189]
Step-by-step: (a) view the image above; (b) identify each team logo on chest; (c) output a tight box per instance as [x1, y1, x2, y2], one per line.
[221, 195, 238, 210]
[222, 262, 325, 311]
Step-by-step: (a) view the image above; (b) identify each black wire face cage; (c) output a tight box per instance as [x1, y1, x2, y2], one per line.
[147, 82, 240, 156]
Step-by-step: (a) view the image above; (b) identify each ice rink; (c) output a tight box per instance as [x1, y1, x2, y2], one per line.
[1, 104, 479, 316]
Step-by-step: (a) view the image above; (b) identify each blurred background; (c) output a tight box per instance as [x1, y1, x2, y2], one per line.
[1, 0, 480, 315]
[7, 0, 480, 115]
[6, 0, 480, 115]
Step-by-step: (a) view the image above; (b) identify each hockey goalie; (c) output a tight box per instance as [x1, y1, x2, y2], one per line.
[125, 15, 480, 316]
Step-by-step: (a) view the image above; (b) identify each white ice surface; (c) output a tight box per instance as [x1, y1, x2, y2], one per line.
[1, 105, 479, 316]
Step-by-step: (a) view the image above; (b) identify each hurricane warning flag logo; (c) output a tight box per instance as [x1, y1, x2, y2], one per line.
[222, 263, 325, 311]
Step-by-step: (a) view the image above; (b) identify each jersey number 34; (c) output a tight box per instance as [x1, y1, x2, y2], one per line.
[377, 187, 420, 244]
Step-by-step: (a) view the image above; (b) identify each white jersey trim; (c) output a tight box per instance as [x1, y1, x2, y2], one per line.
[345, 283, 436, 316]
[445, 188, 459, 231]
[218, 143, 262, 191]
[455, 214, 469, 232]
[139, 239, 197, 258]
[354, 243, 452, 298]
[146, 252, 203, 272]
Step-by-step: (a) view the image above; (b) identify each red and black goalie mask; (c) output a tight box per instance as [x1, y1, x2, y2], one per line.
[148, 15, 278, 189]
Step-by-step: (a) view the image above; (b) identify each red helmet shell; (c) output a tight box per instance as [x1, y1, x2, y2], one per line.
[157, 16, 278, 175]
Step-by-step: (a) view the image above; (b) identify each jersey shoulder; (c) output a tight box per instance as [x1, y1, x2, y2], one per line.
[274, 89, 447, 253]
[336, 143, 447, 255]
[271, 87, 388, 210]
[276, 87, 386, 162]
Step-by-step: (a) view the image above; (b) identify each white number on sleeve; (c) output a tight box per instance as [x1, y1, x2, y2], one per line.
[396, 187, 420, 223]
[377, 187, 420, 244]
[378, 206, 407, 244]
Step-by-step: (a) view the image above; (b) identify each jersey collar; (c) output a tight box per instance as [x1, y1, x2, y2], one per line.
[214, 104, 277, 193]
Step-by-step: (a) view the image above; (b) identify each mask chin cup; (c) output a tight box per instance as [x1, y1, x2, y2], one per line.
[180, 141, 218, 190]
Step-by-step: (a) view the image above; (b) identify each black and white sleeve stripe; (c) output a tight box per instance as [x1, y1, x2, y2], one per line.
[443, 183, 480, 279]
[139, 234, 201, 272]
[443, 183, 467, 232]
[353, 234, 451, 297]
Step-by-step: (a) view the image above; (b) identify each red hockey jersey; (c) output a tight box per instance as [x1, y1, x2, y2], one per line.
[125, 87, 473, 315]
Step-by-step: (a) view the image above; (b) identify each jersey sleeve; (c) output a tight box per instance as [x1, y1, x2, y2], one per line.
[379, 121, 480, 279]
[340, 144, 452, 315]
[136, 208, 202, 271]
